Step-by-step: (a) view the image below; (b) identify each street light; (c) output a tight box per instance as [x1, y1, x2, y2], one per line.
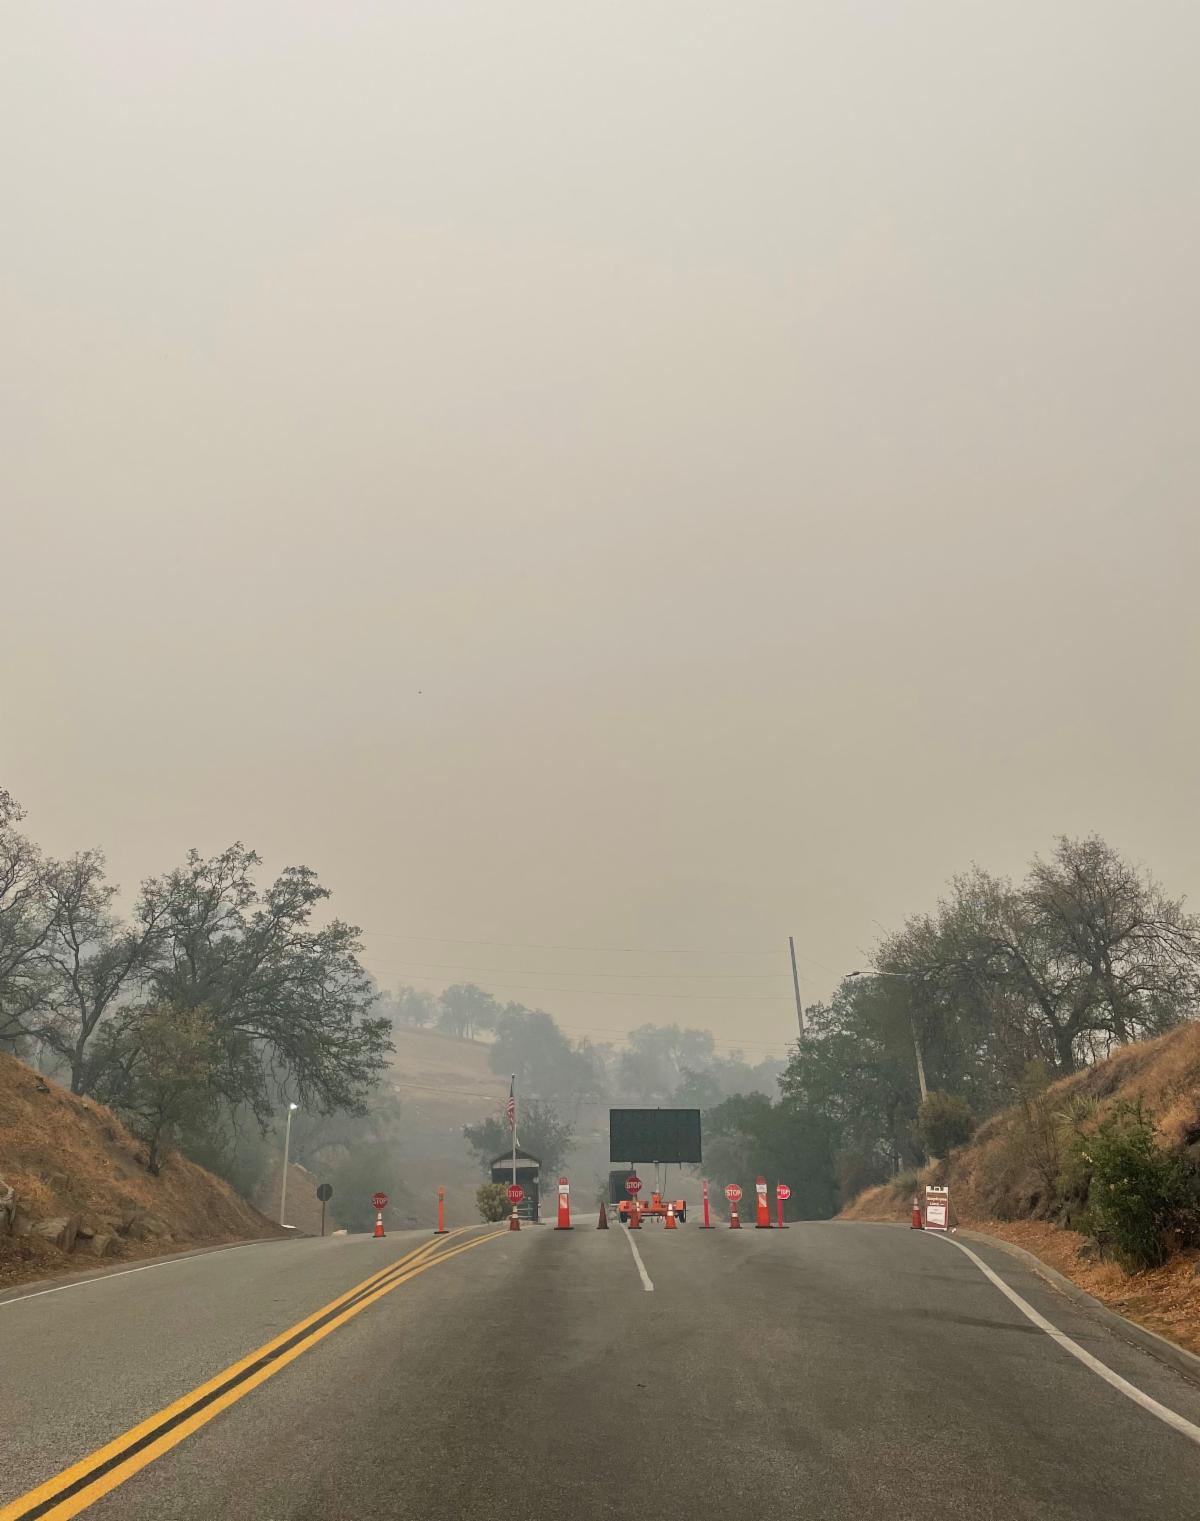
[847, 969, 929, 1103]
[279, 1102, 299, 1227]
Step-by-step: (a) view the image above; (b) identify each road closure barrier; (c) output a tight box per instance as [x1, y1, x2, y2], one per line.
[373, 1213, 385, 1239]
[755, 1175, 771, 1229]
[556, 1176, 573, 1231]
[700, 1178, 715, 1228]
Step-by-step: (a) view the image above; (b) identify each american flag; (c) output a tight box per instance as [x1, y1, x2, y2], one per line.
[506, 1076, 516, 1132]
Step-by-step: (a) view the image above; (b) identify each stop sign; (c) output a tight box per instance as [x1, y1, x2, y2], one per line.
[626, 1175, 642, 1195]
[506, 1183, 525, 1204]
[776, 1183, 792, 1200]
[371, 1192, 388, 1210]
[724, 1183, 742, 1202]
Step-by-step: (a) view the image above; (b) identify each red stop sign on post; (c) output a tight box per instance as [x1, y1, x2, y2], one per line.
[626, 1175, 642, 1195]
[776, 1183, 791, 1201]
[724, 1183, 742, 1202]
[371, 1192, 388, 1210]
[506, 1184, 525, 1204]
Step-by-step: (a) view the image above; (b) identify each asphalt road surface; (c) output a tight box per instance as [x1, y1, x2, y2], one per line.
[4, 1219, 1200, 1520]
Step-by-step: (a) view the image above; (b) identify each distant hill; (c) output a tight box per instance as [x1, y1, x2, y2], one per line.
[0, 1051, 281, 1288]
[383, 1028, 510, 1227]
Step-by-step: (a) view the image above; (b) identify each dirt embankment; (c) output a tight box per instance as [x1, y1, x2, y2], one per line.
[840, 1023, 1200, 1358]
[0, 1051, 282, 1288]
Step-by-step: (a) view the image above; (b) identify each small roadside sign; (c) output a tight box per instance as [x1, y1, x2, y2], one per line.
[924, 1185, 950, 1231]
[626, 1175, 642, 1195]
[724, 1183, 742, 1202]
[316, 1183, 333, 1202]
[507, 1183, 525, 1204]
[776, 1183, 791, 1201]
[371, 1192, 389, 1210]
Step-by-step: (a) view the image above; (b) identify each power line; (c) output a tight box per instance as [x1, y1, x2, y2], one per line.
[381, 958, 792, 982]
[389, 973, 793, 1004]
[361, 929, 829, 966]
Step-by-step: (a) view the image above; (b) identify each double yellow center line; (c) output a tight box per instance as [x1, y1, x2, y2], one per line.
[2, 1226, 505, 1521]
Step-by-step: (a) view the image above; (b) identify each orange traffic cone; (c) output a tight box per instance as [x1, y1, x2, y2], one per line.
[373, 1211, 385, 1239]
[664, 1200, 678, 1230]
[434, 1185, 448, 1235]
[509, 1206, 521, 1232]
[911, 1195, 923, 1230]
[628, 1203, 641, 1229]
[597, 1202, 609, 1230]
[730, 1204, 741, 1229]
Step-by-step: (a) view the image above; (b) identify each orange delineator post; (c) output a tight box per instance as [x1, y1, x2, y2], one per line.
[555, 1178, 573, 1231]
[700, 1178, 715, 1228]
[373, 1211, 385, 1239]
[755, 1175, 771, 1229]
[435, 1185, 448, 1235]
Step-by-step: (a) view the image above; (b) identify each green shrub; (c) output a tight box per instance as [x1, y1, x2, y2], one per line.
[917, 1092, 975, 1158]
[1073, 1101, 1195, 1272]
[476, 1182, 511, 1223]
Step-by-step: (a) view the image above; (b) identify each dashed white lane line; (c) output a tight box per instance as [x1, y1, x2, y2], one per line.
[929, 1231, 1200, 1448]
[622, 1225, 654, 1292]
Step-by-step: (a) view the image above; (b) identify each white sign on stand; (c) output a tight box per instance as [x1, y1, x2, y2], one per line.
[924, 1186, 950, 1232]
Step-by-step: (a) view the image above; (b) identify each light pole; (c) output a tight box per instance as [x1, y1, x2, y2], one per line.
[279, 1102, 299, 1226]
[847, 969, 929, 1103]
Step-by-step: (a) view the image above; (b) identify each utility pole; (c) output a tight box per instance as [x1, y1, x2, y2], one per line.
[788, 936, 805, 1038]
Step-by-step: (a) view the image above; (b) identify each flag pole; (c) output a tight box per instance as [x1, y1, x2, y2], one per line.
[510, 1073, 517, 1199]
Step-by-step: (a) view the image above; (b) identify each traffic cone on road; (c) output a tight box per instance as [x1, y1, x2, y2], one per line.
[434, 1185, 448, 1235]
[509, 1206, 521, 1232]
[373, 1211, 385, 1239]
[665, 1200, 678, 1230]
[911, 1195, 923, 1230]
[597, 1202, 609, 1230]
[729, 1204, 741, 1229]
[628, 1204, 641, 1229]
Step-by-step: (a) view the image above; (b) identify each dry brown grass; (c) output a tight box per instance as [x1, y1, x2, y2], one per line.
[0, 1051, 282, 1284]
[838, 1023, 1200, 1356]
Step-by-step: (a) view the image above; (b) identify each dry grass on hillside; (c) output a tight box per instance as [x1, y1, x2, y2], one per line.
[840, 1023, 1200, 1356]
[0, 1051, 281, 1286]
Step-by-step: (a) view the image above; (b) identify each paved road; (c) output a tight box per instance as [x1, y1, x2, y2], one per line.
[4, 1220, 1200, 1520]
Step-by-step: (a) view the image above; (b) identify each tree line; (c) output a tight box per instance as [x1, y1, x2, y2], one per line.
[702, 836, 1200, 1213]
[0, 789, 390, 1172]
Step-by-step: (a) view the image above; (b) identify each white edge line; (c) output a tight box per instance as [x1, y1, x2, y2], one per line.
[621, 1224, 654, 1292]
[928, 1231, 1200, 1447]
[0, 1239, 274, 1308]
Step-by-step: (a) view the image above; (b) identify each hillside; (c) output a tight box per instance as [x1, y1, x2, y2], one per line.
[0, 1052, 282, 1288]
[383, 1027, 510, 1226]
[841, 1022, 1200, 1355]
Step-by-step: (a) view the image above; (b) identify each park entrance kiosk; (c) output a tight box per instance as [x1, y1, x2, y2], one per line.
[489, 1148, 542, 1222]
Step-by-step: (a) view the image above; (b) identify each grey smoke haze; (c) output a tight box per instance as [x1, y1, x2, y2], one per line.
[4, 3, 1198, 1057]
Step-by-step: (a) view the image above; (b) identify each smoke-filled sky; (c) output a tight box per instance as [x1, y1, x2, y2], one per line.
[5, 3, 1198, 1059]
